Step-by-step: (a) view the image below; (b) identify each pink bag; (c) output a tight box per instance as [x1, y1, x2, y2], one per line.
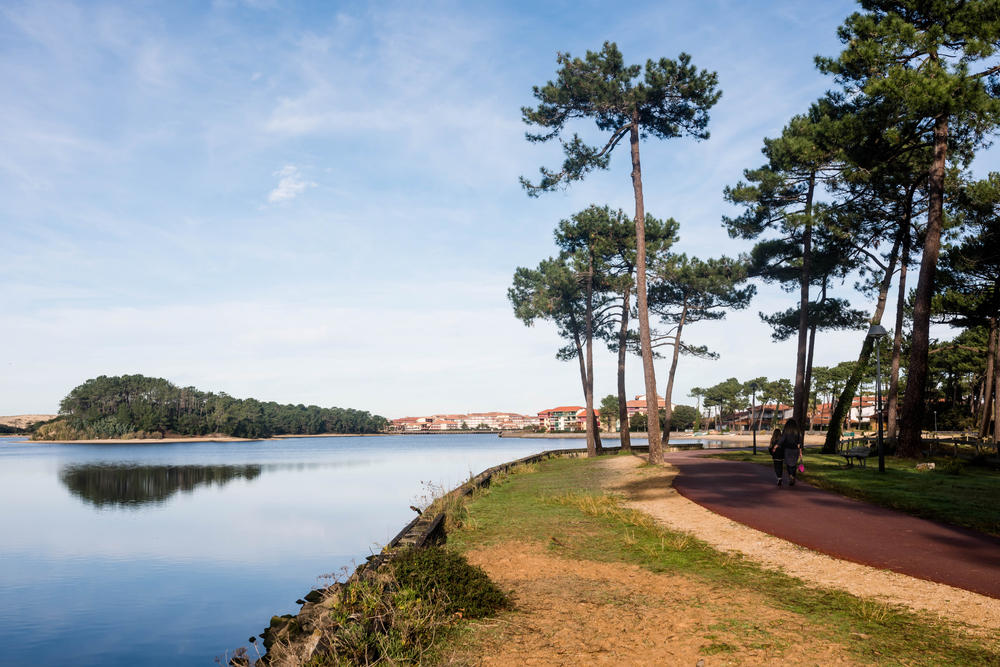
[797, 463, 805, 473]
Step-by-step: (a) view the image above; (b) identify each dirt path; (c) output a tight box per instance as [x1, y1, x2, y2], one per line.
[602, 455, 1000, 636]
[444, 455, 997, 665]
[454, 541, 857, 666]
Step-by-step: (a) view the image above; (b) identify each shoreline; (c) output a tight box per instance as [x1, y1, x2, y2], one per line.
[21, 432, 389, 445]
[258, 441, 998, 663]
[14, 430, 832, 446]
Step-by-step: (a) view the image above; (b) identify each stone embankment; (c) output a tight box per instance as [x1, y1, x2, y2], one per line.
[255, 444, 624, 663]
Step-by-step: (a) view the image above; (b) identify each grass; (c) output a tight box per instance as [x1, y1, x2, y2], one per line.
[259, 546, 509, 666]
[712, 451, 1000, 536]
[446, 454, 999, 666]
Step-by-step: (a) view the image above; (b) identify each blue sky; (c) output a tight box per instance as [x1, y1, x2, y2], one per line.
[1, 0, 990, 418]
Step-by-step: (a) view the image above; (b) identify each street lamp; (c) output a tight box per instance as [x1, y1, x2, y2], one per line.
[867, 324, 889, 473]
[750, 381, 758, 455]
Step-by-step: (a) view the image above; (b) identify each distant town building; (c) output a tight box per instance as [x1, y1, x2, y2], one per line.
[536, 406, 583, 431]
[727, 403, 793, 431]
[810, 396, 878, 430]
[625, 394, 673, 419]
[388, 411, 540, 432]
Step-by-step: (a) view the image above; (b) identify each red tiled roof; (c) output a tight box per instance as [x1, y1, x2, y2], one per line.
[539, 406, 584, 414]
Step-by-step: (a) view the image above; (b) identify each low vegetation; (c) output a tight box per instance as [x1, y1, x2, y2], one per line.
[391, 547, 510, 619]
[257, 547, 507, 666]
[713, 451, 1000, 536]
[444, 455, 998, 665]
[245, 453, 996, 665]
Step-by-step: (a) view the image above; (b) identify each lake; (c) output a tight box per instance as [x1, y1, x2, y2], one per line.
[0, 433, 574, 666]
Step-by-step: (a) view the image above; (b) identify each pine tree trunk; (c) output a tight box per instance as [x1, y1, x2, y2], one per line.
[584, 262, 598, 457]
[793, 172, 816, 426]
[980, 317, 998, 440]
[630, 119, 662, 461]
[822, 233, 902, 453]
[899, 115, 948, 458]
[617, 284, 632, 451]
[994, 335, 1000, 453]
[574, 333, 596, 456]
[804, 321, 817, 432]
[887, 215, 911, 444]
[978, 280, 1000, 442]
[662, 302, 688, 448]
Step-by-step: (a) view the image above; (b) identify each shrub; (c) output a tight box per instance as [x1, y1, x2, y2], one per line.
[31, 419, 86, 441]
[260, 547, 510, 665]
[390, 546, 510, 619]
[940, 459, 965, 475]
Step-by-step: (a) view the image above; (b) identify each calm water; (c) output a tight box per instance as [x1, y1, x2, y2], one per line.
[0, 433, 571, 666]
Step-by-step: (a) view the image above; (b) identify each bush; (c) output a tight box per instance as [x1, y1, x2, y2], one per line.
[32, 419, 86, 441]
[260, 547, 510, 665]
[940, 459, 965, 475]
[390, 546, 510, 619]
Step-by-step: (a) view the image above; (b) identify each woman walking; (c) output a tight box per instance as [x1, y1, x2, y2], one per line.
[770, 419, 804, 487]
[768, 427, 783, 485]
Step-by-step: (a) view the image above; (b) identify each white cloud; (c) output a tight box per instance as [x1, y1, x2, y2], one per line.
[266, 164, 315, 203]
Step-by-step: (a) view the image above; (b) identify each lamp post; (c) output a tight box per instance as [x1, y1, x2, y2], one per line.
[867, 324, 889, 473]
[750, 381, 758, 455]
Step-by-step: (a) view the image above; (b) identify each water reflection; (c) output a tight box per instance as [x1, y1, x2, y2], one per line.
[60, 464, 262, 507]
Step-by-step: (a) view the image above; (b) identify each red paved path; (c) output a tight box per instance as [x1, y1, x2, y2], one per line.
[664, 450, 1000, 599]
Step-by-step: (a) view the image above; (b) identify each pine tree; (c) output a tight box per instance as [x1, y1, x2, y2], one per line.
[724, 103, 844, 427]
[935, 174, 1000, 446]
[521, 42, 720, 462]
[818, 0, 1000, 456]
[647, 254, 755, 446]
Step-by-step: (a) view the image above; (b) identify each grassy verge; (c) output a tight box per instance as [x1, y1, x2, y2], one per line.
[446, 454, 997, 665]
[712, 451, 1000, 536]
[258, 546, 509, 666]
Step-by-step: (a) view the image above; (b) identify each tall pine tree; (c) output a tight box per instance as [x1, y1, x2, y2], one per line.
[521, 42, 720, 463]
[818, 0, 1000, 456]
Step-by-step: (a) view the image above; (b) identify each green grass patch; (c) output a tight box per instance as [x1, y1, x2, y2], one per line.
[448, 455, 998, 666]
[391, 546, 510, 619]
[712, 451, 1000, 536]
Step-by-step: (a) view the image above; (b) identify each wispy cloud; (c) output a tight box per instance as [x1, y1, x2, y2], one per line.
[0, 0, 979, 418]
[266, 164, 315, 203]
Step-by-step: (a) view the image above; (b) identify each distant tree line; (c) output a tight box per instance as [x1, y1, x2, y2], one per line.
[33, 374, 387, 440]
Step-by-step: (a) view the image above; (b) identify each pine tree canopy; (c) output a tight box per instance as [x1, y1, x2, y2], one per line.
[817, 0, 1000, 143]
[520, 41, 721, 194]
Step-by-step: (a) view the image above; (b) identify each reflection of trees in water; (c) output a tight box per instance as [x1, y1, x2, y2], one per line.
[59, 464, 262, 507]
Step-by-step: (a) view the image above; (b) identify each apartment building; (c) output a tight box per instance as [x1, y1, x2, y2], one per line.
[625, 394, 673, 418]
[810, 396, 878, 429]
[389, 412, 540, 432]
[727, 403, 793, 431]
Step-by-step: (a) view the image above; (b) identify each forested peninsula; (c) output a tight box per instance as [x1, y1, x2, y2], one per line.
[31, 374, 387, 440]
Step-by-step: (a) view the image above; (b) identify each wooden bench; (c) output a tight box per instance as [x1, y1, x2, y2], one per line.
[841, 446, 872, 468]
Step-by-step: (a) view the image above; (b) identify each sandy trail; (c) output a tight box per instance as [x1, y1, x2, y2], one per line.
[458, 541, 858, 666]
[602, 454, 1000, 636]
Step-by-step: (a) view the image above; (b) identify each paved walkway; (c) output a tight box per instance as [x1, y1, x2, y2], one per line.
[665, 450, 1000, 600]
